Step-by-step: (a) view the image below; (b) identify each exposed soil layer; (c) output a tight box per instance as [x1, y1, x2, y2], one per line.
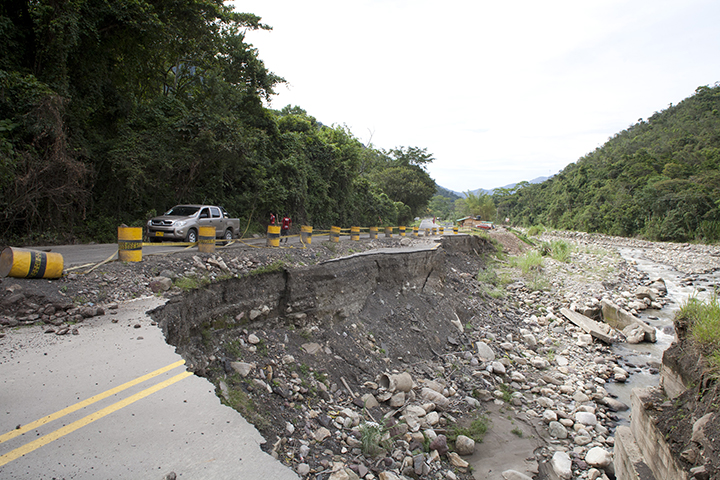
[653, 325, 720, 478]
[4, 229, 718, 479]
[151, 235, 513, 478]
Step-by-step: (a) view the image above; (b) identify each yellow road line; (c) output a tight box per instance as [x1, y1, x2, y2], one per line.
[0, 359, 185, 445]
[0, 371, 192, 467]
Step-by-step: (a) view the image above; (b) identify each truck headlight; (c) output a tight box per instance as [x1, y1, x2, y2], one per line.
[174, 220, 186, 227]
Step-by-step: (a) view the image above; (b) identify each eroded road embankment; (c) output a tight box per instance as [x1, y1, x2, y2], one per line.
[157, 237, 491, 371]
[151, 235, 540, 479]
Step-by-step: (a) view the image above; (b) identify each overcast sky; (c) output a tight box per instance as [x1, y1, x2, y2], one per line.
[234, 0, 720, 193]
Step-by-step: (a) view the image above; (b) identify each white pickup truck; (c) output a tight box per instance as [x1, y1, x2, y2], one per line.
[146, 205, 240, 243]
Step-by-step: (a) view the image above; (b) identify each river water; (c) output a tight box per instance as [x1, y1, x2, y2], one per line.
[605, 247, 720, 423]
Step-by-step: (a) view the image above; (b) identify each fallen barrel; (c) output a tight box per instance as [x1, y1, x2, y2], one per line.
[0, 247, 64, 279]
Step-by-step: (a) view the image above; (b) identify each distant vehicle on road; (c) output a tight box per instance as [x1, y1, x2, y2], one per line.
[147, 205, 240, 243]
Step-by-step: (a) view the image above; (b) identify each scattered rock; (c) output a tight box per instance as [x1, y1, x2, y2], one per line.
[454, 435, 475, 455]
[585, 446, 612, 468]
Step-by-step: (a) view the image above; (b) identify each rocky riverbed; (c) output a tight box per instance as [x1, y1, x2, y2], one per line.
[2, 229, 719, 480]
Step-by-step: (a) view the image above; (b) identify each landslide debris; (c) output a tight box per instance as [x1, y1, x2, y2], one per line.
[5, 229, 720, 480]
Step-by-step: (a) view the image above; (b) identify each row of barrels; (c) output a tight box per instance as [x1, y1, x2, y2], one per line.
[0, 223, 460, 279]
[265, 224, 458, 247]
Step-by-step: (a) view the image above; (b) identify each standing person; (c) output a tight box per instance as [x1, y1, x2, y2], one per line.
[270, 213, 276, 225]
[281, 214, 292, 243]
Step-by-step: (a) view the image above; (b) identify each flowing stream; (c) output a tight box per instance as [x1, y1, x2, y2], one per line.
[605, 247, 720, 423]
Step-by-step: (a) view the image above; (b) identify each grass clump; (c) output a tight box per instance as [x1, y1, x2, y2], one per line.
[224, 386, 270, 431]
[174, 275, 210, 291]
[540, 239, 572, 262]
[477, 266, 498, 285]
[526, 225, 546, 236]
[527, 273, 550, 292]
[448, 413, 489, 443]
[249, 259, 285, 276]
[498, 383, 514, 403]
[477, 266, 507, 298]
[359, 421, 391, 456]
[510, 250, 543, 274]
[678, 295, 720, 372]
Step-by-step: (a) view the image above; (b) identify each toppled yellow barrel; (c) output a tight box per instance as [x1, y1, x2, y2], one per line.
[0, 247, 64, 279]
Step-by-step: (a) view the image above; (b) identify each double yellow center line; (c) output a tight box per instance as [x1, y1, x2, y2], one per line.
[0, 360, 191, 467]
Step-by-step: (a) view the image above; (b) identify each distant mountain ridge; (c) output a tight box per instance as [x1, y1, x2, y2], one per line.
[496, 83, 720, 242]
[439, 175, 552, 198]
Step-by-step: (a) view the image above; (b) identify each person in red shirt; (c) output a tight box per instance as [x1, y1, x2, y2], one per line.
[270, 213, 276, 225]
[281, 215, 292, 243]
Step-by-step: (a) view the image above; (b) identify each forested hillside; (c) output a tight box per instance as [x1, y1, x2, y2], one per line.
[494, 84, 720, 242]
[0, 0, 435, 244]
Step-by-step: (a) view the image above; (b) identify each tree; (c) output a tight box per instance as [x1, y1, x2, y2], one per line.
[369, 147, 436, 217]
[457, 191, 496, 221]
[428, 195, 454, 219]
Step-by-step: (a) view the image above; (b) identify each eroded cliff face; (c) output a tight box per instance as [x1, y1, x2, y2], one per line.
[154, 235, 496, 377]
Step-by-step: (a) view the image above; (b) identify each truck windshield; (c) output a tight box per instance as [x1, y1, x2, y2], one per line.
[165, 206, 200, 216]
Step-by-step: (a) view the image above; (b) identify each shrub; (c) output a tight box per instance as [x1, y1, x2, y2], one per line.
[677, 294, 720, 372]
[359, 421, 391, 456]
[549, 239, 572, 262]
[527, 225, 545, 236]
[448, 413, 489, 443]
[510, 250, 543, 274]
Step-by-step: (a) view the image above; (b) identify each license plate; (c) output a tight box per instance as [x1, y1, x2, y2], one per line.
[155, 232, 164, 237]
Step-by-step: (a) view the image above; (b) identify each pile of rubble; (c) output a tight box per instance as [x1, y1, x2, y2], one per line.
[1, 230, 697, 480]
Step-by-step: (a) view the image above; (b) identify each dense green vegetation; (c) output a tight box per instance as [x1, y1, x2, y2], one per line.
[493, 84, 720, 242]
[0, 0, 435, 244]
[3, 0, 718, 245]
[677, 295, 720, 372]
[428, 84, 720, 243]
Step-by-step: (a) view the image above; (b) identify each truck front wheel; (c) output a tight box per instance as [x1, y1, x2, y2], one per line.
[224, 229, 233, 242]
[186, 229, 198, 244]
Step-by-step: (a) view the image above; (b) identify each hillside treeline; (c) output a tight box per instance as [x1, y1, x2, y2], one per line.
[0, 0, 435, 244]
[492, 84, 720, 242]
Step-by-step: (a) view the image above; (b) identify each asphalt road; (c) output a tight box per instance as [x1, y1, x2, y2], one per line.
[40, 223, 455, 269]
[0, 297, 298, 479]
[40, 241, 266, 268]
[0, 225, 457, 478]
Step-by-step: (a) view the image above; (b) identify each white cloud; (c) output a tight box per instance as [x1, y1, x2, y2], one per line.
[235, 0, 720, 191]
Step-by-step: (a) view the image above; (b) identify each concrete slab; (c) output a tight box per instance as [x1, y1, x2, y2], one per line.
[0, 297, 297, 479]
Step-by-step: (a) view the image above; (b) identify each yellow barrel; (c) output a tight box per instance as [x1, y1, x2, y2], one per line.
[350, 226, 360, 241]
[330, 226, 341, 243]
[425, 228, 431, 236]
[432, 227, 437, 236]
[413, 226, 419, 237]
[198, 226, 215, 253]
[453, 226, 459, 234]
[0, 247, 64, 279]
[439, 226, 444, 235]
[118, 226, 142, 262]
[267, 225, 281, 247]
[369, 227, 378, 239]
[301, 225, 313, 245]
[399, 226, 406, 237]
[385, 227, 393, 238]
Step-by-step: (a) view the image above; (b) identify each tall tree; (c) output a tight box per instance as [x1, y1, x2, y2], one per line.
[370, 147, 436, 217]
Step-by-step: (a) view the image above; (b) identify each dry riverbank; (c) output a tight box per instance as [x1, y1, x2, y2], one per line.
[2, 230, 718, 479]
